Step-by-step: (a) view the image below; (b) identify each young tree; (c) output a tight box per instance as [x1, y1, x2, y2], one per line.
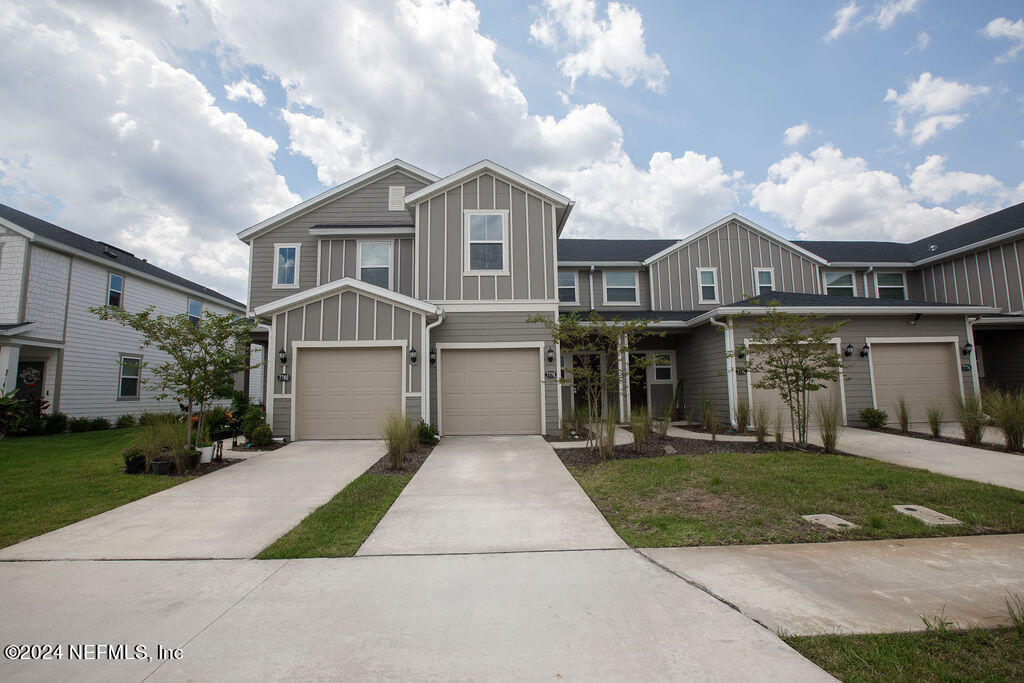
[527, 310, 663, 453]
[90, 305, 258, 449]
[732, 301, 847, 446]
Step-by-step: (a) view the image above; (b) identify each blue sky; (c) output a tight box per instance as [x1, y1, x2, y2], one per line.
[1, 0, 1022, 301]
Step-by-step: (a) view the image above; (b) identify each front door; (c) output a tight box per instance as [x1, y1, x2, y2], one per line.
[15, 361, 45, 409]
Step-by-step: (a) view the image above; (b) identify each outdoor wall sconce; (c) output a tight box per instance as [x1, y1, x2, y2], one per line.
[409, 347, 418, 364]
[844, 343, 854, 357]
[546, 347, 555, 364]
[429, 349, 437, 364]
[278, 347, 287, 367]
[860, 344, 870, 359]
[961, 342, 973, 357]
[736, 345, 746, 360]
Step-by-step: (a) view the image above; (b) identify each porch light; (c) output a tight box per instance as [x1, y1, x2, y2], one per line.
[844, 343, 854, 357]
[860, 344, 870, 359]
[961, 342, 973, 357]
[546, 347, 555, 364]
[736, 345, 746, 360]
[409, 347, 418, 364]
[429, 349, 437, 364]
[278, 347, 288, 366]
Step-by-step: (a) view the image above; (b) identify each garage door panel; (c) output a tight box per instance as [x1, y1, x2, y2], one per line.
[871, 342, 960, 417]
[746, 345, 844, 423]
[441, 348, 541, 435]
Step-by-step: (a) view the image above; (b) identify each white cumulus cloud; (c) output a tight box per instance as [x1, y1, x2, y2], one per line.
[869, 0, 922, 30]
[825, 2, 861, 42]
[983, 17, 1024, 62]
[783, 122, 811, 146]
[826, 0, 922, 42]
[884, 72, 990, 145]
[224, 79, 267, 106]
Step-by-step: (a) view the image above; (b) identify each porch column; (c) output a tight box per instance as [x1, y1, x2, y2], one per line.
[0, 344, 20, 394]
[617, 333, 629, 420]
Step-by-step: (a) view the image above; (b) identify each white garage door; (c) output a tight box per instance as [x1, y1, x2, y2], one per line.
[295, 346, 402, 439]
[871, 342, 961, 418]
[441, 348, 541, 435]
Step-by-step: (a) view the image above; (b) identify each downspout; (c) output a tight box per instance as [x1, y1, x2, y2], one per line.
[589, 265, 595, 310]
[709, 314, 737, 428]
[965, 315, 982, 399]
[423, 309, 446, 427]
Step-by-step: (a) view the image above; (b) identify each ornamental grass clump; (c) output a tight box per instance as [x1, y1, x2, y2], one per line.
[895, 395, 911, 433]
[751, 402, 770, 443]
[629, 406, 651, 453]
[984, 388, 1024, 452]
[952, 392, 988, 446]
[734, 399, 750, 434]
[813, 395, 844, 454]
[380, 411, 414, 470]
[925, 403, 945, 438]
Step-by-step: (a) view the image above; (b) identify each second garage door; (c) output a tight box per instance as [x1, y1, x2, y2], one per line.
[441, 348, 541, 435]
[295, 346, 403, 439]
[871, 341, 962, 418]
[746, 344, 845, 425]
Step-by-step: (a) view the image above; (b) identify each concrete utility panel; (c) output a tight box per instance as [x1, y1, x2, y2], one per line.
[893, 505, 961, 526]
[802, 514, 859, 530]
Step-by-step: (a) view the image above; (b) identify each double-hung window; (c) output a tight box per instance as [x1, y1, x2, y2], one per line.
[652, 353, 672, 382]
[754, 268, 774, 297]
[187, 298, 202, 324]
[118, 356, 141, 399]
[824, 271, 855, 296]
[696, 268, 719, 304]
[107, 273, 124, 307]
[604, 271, 638, 304]
[359, 241, 392, 289]
[558, 271, 578, 303]
[875, 272, 906, 300]
[465, 211, 508, 274]
[273, 244, 300, 288]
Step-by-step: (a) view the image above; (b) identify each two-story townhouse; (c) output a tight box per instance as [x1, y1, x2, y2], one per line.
[239, 159, 571, 440]
[0, 203, 252, 421]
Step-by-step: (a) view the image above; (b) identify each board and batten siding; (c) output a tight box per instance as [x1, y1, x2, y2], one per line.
[415, 173, 557, 302]
[647, 220, 822, 310]
[428, 311, 558, 434]
[267, 290, 424, 438]
[0, 228, 28, 324]
[317, 237, 415, 296]
[675, 326, 729, 422]
[915, 237, 1024, 313]
[249, 171, 427, 310]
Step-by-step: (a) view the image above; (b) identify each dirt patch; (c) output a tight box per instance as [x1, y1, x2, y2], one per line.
[873, 427, 1021, 455]
[366, 442, 436, 476]
[556, 434, 836, 467]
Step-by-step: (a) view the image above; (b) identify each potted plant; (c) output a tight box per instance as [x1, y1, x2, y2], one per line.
[122, 446, 145, 474]
[150, 456, 172, 475]
[197, 424, 214, 463]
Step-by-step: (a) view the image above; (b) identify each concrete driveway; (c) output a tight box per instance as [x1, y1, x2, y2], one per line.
[0, 551, 830, 681]
[357, 435, 627, 555]
[0, 441, 382, 561]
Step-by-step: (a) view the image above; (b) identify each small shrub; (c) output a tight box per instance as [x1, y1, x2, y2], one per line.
[814, 395, 844, 454]
[115, 414, 136, 429]
[43, 411, 68, 435]
[705, 408, 721, 442]
[571, 405, 589, 437]
[751, 402, 770, 443]
[654, 404, 671, 437]
[250, 423, 274, 449]
[9, 414, 45, 437]
[89, 417, 111, 431]
[68, 417, 92, 433]
[415, 419, 439, 445]
[380, 412, 413, 470]
[925, 403, 944, 438]
[700, 391, 717, 432]
[240, 405, 266, 440]
[122, 446, 145, 474]
[205, 406, 233, 439]
[629, 406, 651, 453]
[984, 388, 1024, 452]
[858, 408, 888, 429]
[734, 399, 749, 434]
[895, 395, 910, 433]
[952, 392, 987, 445]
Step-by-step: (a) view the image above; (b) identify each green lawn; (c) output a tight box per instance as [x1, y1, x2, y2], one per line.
[569, 451, 1024, 547]
[257, 472, 411, 558]
[0, 429, 193, 548]
[787, 628, 1024, 682]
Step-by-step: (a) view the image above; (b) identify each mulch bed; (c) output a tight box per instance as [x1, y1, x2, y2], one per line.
[173, 459, 242, 477]
[555, 434, 831, 467]
[872, 427, 1020, 455]
[543, 431, 593, 443]
[231, 441, 287, 452]
[366, 442, 436, 476]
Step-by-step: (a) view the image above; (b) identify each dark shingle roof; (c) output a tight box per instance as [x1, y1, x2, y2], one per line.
[0, 322, 33, 331]
[726, 290, 980, 308]
[558, 238, 676, 262]
[791, 240, 914, 263]
[560, 309, 702, 322]
[0, 203, 244, 309]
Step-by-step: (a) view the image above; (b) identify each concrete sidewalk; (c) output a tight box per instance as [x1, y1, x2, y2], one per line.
[0, 441, 382, 560]
[357, 435, 626, 555]
[0, 551, 831, 681]
[644, 534, 1024, 635]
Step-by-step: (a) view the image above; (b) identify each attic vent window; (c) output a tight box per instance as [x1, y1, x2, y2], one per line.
[928, 244, 937, 252]
[388, 186, 405, 211]
[102, 246, 118, 258]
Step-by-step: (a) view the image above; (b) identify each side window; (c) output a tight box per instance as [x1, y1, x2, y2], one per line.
[118, 356, 141, 399]
[558, 271, 577, 303]
[652, 353, 672, 382]
[359, 241, 392, 289]
[604, 271, 638, 304]
[754, 268, 774, 296]
[187, 298, 202, 324]
[273, 244, 300, 288]
[876, 272, 906, 300]
[464, 211, 508, 273]
[824, 271, 855, 296]
[696, 268, 718, 304]
[107, 273, 124, 307]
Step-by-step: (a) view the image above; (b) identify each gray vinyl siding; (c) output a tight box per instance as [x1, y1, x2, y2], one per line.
[976, 329, 1024, 389]
[647, 220, 822, 311]
[427, 311, 558, 434]
[317, 237, 415, 296]
[913, 237, 1024, 313]
[415, 173, 556, 302]
[676, 326, 729, 422]
[249, 171, 427, 310]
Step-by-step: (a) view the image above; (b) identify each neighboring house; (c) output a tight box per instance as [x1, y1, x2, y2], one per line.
[241, 158, 1019, 440]
[0, 203, 248, 420]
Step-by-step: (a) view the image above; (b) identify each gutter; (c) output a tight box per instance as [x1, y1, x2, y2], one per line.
[422, 310, 446, 426]
[589, 265, 595, 310]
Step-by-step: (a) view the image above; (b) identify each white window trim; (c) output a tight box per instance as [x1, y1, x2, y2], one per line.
[558, 270, 578, 304]
[822, 270, 857, 296]
[696, 267, 719, 304]
[356, 239, 394, 290]
[107, 272, 125, 307]
[602, 269, 640, 307]
[117, 354, 142, 399]
[753, 267, 775, 296]
[273, 243, 301, 289]
[187, 298, 202, 323]
[648, 350, 675, 385]
[462, 209, 510, 276]
[874, 271, 907, 300]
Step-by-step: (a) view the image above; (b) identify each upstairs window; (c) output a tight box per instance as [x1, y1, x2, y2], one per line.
[876, 272, 906, 300]
[824, 271, 855, 297]
[118, 356, 141, 399]
[465, 211, 508, 274]
[558, 271, 577, 303]
[107, 273, 124, 307]
[187, 298, 202, 324]
[696, 268, 718, 304]
[273, 244, 300, 288]
[604, 271, 638, 304]
[359, 241, 392, 289]
[388, 186, 405, 211]
[754, 268, 774, 296]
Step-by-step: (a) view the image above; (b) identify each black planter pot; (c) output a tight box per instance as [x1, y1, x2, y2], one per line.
[150, 460, 172, 475]
[124, 457, 145, 474]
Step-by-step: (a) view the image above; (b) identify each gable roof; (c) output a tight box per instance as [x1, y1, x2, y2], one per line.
[0, 203, 244, 310]
[252, 276, 440, 317]
[791, 240, 915, 264]
[557, 238, 677, 263]
[720, 290, 996, 313]
[236, 159, 438, 242]
[404, 160, 572, 208]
